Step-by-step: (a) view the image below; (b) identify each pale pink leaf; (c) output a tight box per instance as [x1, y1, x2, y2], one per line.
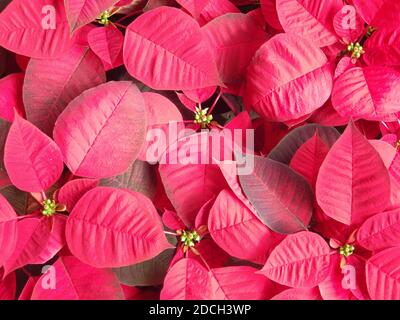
[53, 81, 147, 178]
[0, 73, 24, 122]
[24, 45, 106, 136]
[87, 26, 124, 65]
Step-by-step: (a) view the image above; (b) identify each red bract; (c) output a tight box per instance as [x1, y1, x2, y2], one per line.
[1, 0, 400, 301]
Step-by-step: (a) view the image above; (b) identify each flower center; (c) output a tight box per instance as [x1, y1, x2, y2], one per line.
[347, 42, 365, 60]
[194, 107, 213, 129]
[177, 229, 201, 252]
[97, 10, 111, 25]
[42, 199, 57, 217]
[339, 244, 355, 257]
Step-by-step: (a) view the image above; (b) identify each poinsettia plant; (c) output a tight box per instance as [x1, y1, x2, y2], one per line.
[1, 0, 400, 300]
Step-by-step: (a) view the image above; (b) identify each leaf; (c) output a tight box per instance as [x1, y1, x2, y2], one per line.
[57, 178, 99, 211]
[4, 114, 64, 192]
[24, 45, 106, 136]
[87, 26, 124, 66]
[158, 133, 227, 226]
[0, 270, 15, 300]
[239, 155, 314, 234]
[137, 92, 184, 162]
[53, 81, 147, 179]
[65, 187, 171, 268]
[289, 133, 330, 188]
[245, 33, 334, 121]
[268, 124, 340, 164]
[113, 248, 175, 287]
[364, 27, 400, 68]
[276, 0, 341, 47]
[259, 231, 331, 288]
[177, 0, 239, 26]
[202, 13, 268, 84]
[0, 194, 18, 267]
[160, 258, 211, 300]
[100, 160, 157, 199]
[316, 123, 391, 226]
[331, 66, 400, 121]
[0, 0, 74, 58]
[0, 73, 24, 122]
[352, 0, 393, 25]
[333, 5, 364, 43]
[271, 287, 322, 300]
[123, 6, 221, 90]
[260, 0, 282, 30]
[366, 247, 400, 300]
[209, 189, 282, 264]
[357, 209, 400, 251]
[64, 0, 120, 33]
[31, 256, 124, 300]
[210, 266, 279, 300]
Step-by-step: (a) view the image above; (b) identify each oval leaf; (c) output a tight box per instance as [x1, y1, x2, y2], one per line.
[53, 81, 147, 178]
[239, 155, 314, 234]
[65, 187, 171, 267]
[31, 256, 124, 300]
[245, 33, 333, 121]
[0, 0, 74, 58]
[357, 209, 400, 251]
[259, 231, 331, 288]
[123, 7, 221, 90]
[24, 45, 106, 136]
[332, 66, 400, 121]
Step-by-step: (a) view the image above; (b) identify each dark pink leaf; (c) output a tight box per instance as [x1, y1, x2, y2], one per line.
[0, 73, 24, 122]
[332, 66, 400, 121]
[268, 124, 340, 164]
[87, 26, 124, 66]
[276, 0, 341, 47]
[357, 209, 400, 251]
[57, 178, 99, 212]
[162, 210, 186, 231]
[260, 0, 282, 30]
[366, 247, 400, 300]
[0, 270, 15, 300]
[4, 114, 63, 192]
[160, 258, 211, 300]
[65, 187, 171, 267]
[209, 189, 282, 264]
[289, 133, 330, 189]
[31, 256, 124, 300]
[316, 123, 391, 226]
[210, 266, 279, 300]
[0, 0, 74, 58]
[245, 33, 333, 121]
[0, 194, 18, 268]
[202, 13, 267, 84]
[123, 7, 221, 90]
[239, 155, 314, 234]
[53, 81, 147, 178]
[259, 231, 331, 288]
[18, 276, 39, 300]
[24, 45, 106, 136]
[65, 0, 120, 33]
